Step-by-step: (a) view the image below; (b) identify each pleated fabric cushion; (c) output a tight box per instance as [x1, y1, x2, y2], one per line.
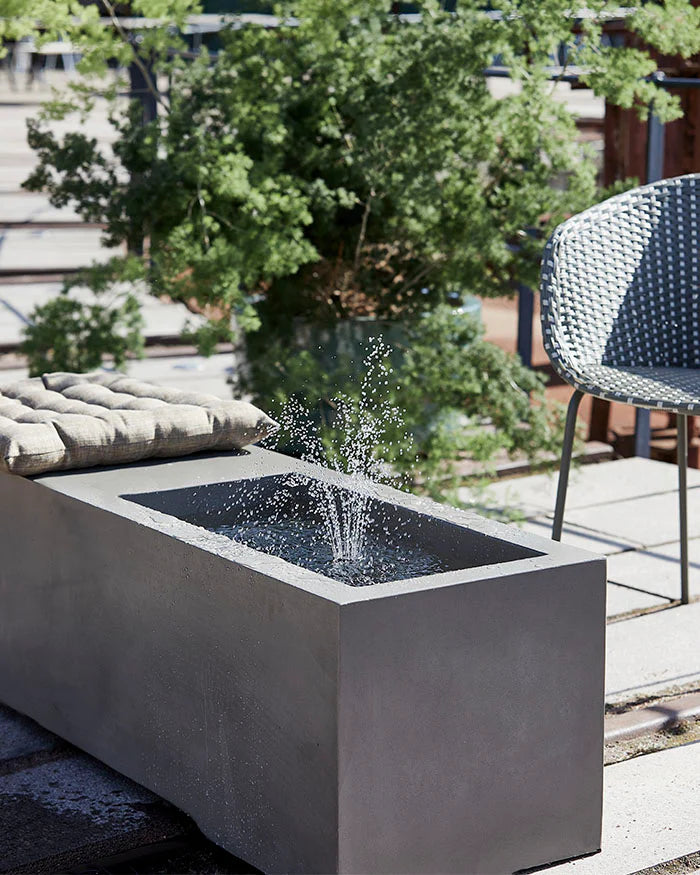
[0, 372, 278, 476]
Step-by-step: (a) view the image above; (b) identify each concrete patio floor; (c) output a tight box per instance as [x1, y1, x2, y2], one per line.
[545, 740, 700, 875]
[463, 457, 700, 705]
[462, 456, 700, 873]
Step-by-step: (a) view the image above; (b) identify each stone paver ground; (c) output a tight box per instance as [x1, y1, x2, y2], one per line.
[0, 281, 207, 347]
[0, 351, 238, 399]
[0, 227, 112, 271]
[0, 704, 254, 874]
[545, 741, 700, 875]
[463, 457, 700, 621]
[606, 601, 700, 704]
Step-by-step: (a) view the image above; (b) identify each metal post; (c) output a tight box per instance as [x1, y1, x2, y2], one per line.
[634, 76, 666, 458]
[127, 48, 157, 257]
[516, 283, 534, 368]
[552, 390, 583, 541]
[646, 82, 666, 184]
[128, 56, 157, 126]
[678, 414, 690, 605]
[634, 407, 652, 459]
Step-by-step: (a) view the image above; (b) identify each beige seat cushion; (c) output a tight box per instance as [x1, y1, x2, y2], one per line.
[0, 372, 278, 476]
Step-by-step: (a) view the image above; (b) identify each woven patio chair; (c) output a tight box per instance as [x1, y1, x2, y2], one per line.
[540, 173, 700, 605]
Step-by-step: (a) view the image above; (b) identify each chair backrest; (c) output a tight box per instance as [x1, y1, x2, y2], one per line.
[540, 174, 700, 379]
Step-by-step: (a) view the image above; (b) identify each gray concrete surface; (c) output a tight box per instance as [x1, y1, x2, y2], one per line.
[463, 458, 700, 518]
[463, 457, 700, 706]
[566, 489, 700, 549]
[0, 85, 115, 194]
[487, 74, 604, 119]
[0, 754, 182, 872]
[606, 600, 700, 705]
[0, 449, 606, 874]
[0, 227, 114, 271]
[465, 458, 700, 615]
[0, 703, 57, 762]
[519, 515, 644, 555]
[604, 581, 669, 616]
[0, 734, 189, 873]
[0, 191, 81, 223]
[0, 281, 207, 347]
[545, 741, 700, 874]
[0, 701, 252, 873]
[0, 353, 238, 399]
[607, 540, 700, 602]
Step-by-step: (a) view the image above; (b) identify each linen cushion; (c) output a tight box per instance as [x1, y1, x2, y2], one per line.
[0, 372, 278, 476]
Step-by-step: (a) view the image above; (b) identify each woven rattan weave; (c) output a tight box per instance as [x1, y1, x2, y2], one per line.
[540, 174, 699, 604]
[541, 174, 700, 412]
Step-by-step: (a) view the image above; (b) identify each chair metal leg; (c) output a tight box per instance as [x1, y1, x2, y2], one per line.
[552, 390, 584, 541]
[677, 414, 690, 605]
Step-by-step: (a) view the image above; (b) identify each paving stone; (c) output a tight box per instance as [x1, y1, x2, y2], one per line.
[0, 163, 37, 193]
[136, 293, 207, 340]
[565, 488, 700, 549]
[125, 353, 239, 398]
[0, 193, 80, 223]
[544, 741, 700, 874]
[0, 352, 238, 400]
[605, 600, 700, 705]
[605, 582, 669, 618]
[0, 228, 115, 271]
[489, 75, 604, 119]
[460, 458, 700, 520]
[519, 527, 673, 617]
[519, 516, 642, 555]
[607, 540, 700, 603]
[0, 282, 206, 347]
[0, 300, 28, 346]
[4, 285, 82, 332]
[0, 753, 186, 872]
[0, 703, 58, 763]
[0, 88, 115, 192]
[0, 282, 76, 320]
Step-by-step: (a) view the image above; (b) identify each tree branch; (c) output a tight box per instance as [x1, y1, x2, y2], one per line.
[396, 261, 438, 298]
[353, 190, 374, 273]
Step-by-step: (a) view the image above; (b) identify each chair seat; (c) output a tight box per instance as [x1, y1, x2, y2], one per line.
[571, 363, 700, 413]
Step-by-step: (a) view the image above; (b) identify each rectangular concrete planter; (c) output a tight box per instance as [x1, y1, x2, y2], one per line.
[0, 448, 606, 874]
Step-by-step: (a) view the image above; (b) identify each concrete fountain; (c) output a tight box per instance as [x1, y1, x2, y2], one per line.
[0, 443, 605, 874]
[0, 359, 606, 873]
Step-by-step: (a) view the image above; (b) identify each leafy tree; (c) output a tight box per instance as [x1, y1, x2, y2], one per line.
[16, 0, 700, 344]
[7, 0, 700, 481]
[22, 259, 145, 375]
[247, 306, 567, 499]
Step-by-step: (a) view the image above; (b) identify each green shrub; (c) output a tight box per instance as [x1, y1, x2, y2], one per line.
[12, 0, 698, 484]
[245, 306, 565, 499]
[20, 1, 700, 339]
[22, 259, 144, 376]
